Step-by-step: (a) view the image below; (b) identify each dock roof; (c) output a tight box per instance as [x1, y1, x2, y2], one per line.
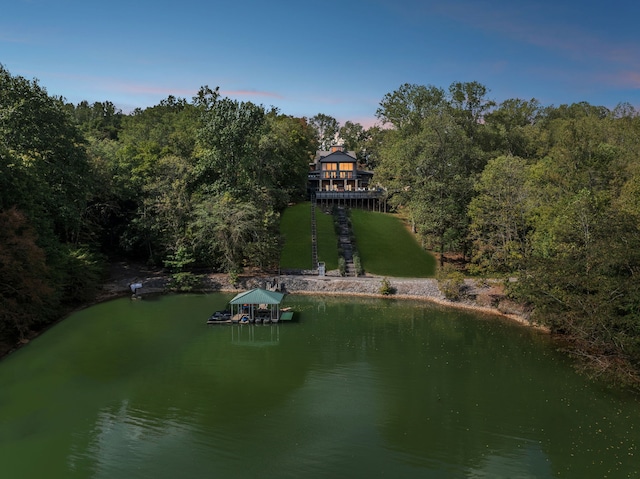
[229, 288, 284, 305]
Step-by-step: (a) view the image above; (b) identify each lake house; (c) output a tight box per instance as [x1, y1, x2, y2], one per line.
[308, 145, 385, 210]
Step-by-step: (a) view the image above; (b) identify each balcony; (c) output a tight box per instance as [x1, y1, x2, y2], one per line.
[314, 188, 384, 200]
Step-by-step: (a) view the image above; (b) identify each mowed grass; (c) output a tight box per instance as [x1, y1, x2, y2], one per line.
[350, 209, 436, 277]
[280, 203, 339, 270]
[315, 209, 339, 270]
[279, 203, 312, 269]
[281, 203, 433, 276]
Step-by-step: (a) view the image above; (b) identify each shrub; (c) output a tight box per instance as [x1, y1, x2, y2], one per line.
[438, 270, 466, 301]
[353, 254, 363, 277]
[59, 245, 106, 304]
[229, 270, 240, 287]
[379, 277, 395, 295]
[168, 272, 203, 292]
[338, 257, 346, 276]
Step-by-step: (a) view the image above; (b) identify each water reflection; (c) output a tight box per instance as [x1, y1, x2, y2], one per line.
[229, 323, 281, 346]
[72, 400, 213, 478]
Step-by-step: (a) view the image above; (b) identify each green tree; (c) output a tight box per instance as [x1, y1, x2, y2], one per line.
[338, 121, 366, 159]
[376, 83, 447, 134]
[448, 81, 495, 130]
[376, 108, 476, 265]
[109, 95, 201, 260]
[258, 112, 316, 208]
[116, 96, 199, 198]
[468, 156, 531, 273]
[309, 113, 339, 150]
[511, 104, 640, 377]
[70, 100, 123, 140]
[484, 98, 541, 158]
[0, 65, 93, 243]
[190, 194, 261, 273]
[360, 125, 388, 169]
[134, 155, 194, 263]
[195, 98, 266, 197]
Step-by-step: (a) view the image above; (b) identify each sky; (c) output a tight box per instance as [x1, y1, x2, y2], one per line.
[2, 0, 640, 127]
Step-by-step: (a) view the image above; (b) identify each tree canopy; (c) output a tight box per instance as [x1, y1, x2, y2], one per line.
[373, 81, 640, 384]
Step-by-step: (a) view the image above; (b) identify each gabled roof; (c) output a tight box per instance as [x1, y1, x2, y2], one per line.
[229, 288, 284, 305]
[319, 151, 357, 163]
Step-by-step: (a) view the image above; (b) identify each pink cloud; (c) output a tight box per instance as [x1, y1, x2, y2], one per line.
[108, 81, 195, 97]
[31, 70, 286, 102]
[337, 115, 384, 130]
[597, 71, 640, 89]
[221, 89, 284, 100]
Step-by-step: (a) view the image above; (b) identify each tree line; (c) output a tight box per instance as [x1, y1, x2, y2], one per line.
[0, 67, 320, 348]
[1, 65, 639, 386]
[0, 65, 378, 348]
[374, 82, 640, 385]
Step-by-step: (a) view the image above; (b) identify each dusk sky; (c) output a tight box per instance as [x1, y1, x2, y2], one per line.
[3, 0, 639, 126]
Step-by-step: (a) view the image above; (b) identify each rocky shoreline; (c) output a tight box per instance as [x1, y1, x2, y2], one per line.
[101, 263, 536, 329]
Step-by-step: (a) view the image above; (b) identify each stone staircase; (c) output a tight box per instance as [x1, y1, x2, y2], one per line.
[336, 207, 356, 276]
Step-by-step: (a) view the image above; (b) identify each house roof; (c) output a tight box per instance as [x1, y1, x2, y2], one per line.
[319, 151, 357, 163]
[229, 288, 284, 305]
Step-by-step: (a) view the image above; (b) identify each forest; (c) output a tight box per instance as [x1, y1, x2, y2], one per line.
[1, 65, 639, 386]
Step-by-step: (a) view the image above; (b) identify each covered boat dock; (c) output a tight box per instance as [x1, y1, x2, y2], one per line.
[229, 288, 292, 323]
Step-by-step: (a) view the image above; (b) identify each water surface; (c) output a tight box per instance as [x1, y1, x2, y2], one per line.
[0, 294, 638, 478]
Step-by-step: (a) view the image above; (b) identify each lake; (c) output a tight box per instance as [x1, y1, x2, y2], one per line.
[0, 293, 638, 478]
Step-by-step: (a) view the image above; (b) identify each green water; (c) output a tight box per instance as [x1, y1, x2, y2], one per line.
[1, 294, 638, 478]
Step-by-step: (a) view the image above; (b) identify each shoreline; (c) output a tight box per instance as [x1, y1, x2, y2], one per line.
[98, 266, 541, 331]
[1, 266, 543, 360]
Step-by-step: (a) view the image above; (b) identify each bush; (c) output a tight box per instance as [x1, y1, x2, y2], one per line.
[59, 245, 106, 304]
[353, 254, 363, 277]
[438, 270, 466, 301]
[338, 257, 346, 276]
[168, 272, 203, 292]
[379, 277, 395, 295]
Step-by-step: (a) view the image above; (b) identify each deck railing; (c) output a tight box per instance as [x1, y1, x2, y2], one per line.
[314, 189, 384, 200]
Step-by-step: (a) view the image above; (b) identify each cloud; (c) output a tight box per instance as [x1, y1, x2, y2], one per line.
[221, 89, 284, 100]
[598, 71, 640, 90]
[412, 1, 640, 88]
[27, 69, 287, 104]
[107, 81, 195, 97]
[336, 115, 383, 130]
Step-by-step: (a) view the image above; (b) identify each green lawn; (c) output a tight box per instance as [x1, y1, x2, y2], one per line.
[315, 209, 339, 270]
[279, 203, 338, 270]
[279, 203, 312, 269]
[280, 204, 434, 276]
[350, 209, 436, 277]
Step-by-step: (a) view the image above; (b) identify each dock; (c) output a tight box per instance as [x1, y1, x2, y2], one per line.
[207, 288, 295, 325]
